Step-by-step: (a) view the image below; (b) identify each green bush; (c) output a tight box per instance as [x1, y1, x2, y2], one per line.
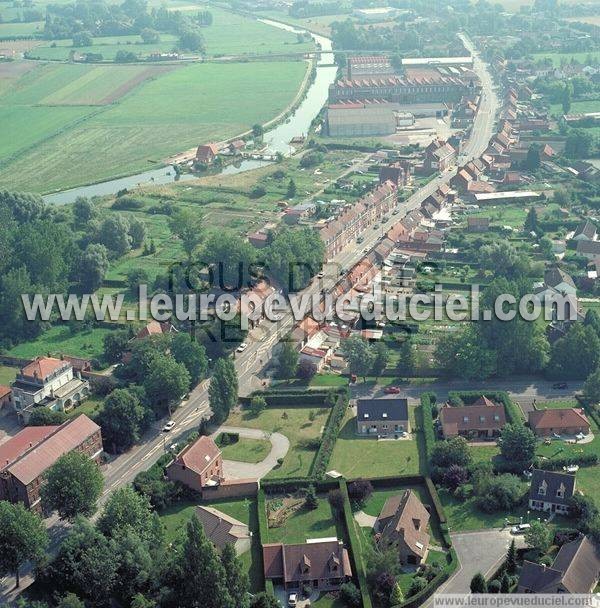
[310, 392, 348, 479]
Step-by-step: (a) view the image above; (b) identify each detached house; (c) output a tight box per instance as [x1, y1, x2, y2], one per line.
[263, 539, 352, 593]
[166, 436, 223, 492]
[518, 535, 600, 593]
[528, 408, 590, 438]
[195, 505, 251, 556]
[196, 143, 220, 164]
[528, 469, 575, 515]
[11, 357, 90, 423]
[356, 397, 410, 437]
[375, 490, 430, 565]
[423, 139, 456, 173]
[439, 396, 506, 439]
[572, 219, 597, 242]
[544, 267, 576, 296]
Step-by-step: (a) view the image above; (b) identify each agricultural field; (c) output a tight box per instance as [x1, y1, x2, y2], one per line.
[0, 60, 308, 192]
[27, 34, 180, 61]
[0, 21, 44, 38]
[256, 9, 351, 36]
[532, 51, 600, 67]
[550, 99, 600, 117]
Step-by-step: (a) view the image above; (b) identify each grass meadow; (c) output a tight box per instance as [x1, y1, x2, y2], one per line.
[0, 60, 308, 192]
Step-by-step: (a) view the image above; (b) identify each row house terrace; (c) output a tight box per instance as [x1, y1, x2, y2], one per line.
[318, 181, 397, 259]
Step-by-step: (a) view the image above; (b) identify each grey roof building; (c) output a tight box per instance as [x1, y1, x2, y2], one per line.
[528, 469, 576, 514]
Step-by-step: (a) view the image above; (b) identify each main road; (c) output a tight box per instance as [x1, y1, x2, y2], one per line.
[0, 33, 500, 601]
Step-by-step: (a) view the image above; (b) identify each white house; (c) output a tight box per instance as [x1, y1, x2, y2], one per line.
[11, 357, 89, 423]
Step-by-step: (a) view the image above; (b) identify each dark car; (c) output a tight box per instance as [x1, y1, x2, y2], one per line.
[552, 382, 568, 390]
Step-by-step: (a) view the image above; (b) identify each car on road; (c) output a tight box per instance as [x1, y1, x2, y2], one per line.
[317, 271, 324, 278]
[552, 382, 568, 389]
[236, 342, 248, 353]
[162, 420, 176, 432]
[510, 523, 531, 535]
[288, 593, 298, 607]
[169, 443, 179, 452]
[384, 386, 401, 394]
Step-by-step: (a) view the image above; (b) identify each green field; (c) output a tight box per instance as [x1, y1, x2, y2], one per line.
[533, 51, 600, 67]
[225, 406, 328, 479]
[329, 409, 421, 478]
[219, 437, 272, 463]
[0, 365, 17, 385]
[0, 60, 308, 192]
[28, 34, 180, 61]
[550, 99, 600, 117]
[0, 21, 44, 37]
[5, 325, 116, 360]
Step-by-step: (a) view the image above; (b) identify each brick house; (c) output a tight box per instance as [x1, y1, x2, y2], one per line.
[375, 490, 430, 565]
[0, 414, 103, 513]
[0, 385, 12, 409]
[423, 139, 456, 173]
[356, 397, 409, 437]
[166, 436, 223, 492]
[528, 469, 575, 515]
[439, 396, 506, 439]
[196, 143, 220, 164]
[528, 408, 590, 437]
[263, 539, 352, 593]
[195, 505, 251, 556]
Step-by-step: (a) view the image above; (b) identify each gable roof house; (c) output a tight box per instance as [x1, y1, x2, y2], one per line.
[356, 397, 410, 437]
[196, 143, 220, 164]
[528, 408, 590, 438]
[518, 535, 600, 593]
[529, 469, 576, 514]
[263, 539, 352, 592]
[544, 266, 576, 296]
[576, 240, 600, 261]
[572, 219, 597, 242]
[195, 505, 251, 556]
[166, 436, 223, 493]
[375, 490, 430, 565]
[439, 396, 506, 439]
[0, 414, 103, 513]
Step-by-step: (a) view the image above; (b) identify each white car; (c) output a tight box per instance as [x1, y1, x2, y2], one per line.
[510, 523, 531, 535]
[236, 342, 248, 353]
[576, 433, 586, 441]
[162, 420, 176, 432]
[288, 593, 298, 607]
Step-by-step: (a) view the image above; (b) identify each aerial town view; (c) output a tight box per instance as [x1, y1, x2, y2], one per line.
[1, 0, 600, 606]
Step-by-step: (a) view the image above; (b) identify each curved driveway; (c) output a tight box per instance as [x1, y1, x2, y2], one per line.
[211, 425, 290, 480]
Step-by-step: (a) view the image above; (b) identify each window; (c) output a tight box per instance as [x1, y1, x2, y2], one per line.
[494, 415, 500, 421]
[538, 486, 546, 496]
[479, 416, 485, 422]
[463, 416, 469, 422]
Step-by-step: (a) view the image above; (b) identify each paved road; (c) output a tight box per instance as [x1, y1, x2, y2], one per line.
[211, 425, 290, 480]
[352, 377, 584, 414]
[425, 529, 526, 605]
[0, 34, 500, 601]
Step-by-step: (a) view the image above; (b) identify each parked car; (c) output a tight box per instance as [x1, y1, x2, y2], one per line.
[552, 382, 568, 389]
[576, 433, 586, 441]
[384, 386, 401, 394]
[564, 464, 580, 473]
[162, 420, 176, 432]
[236, 342, 248, 353]
[288, 593, 298, 607]
[511, 523, 531, 534]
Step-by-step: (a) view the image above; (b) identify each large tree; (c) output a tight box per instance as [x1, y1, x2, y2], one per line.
[97, 388, 148, 453]
[221, 543, 249, 608]
[171, 332, 208, 385]
[548, 324, 600, 379]
[96, 214, 131, 257]
[169, 209, 204, 260]
[209, 357, 238, 424]
[41, 451, 104, 520]
[202, 231, 256, 288]
[77, 243, 109, 292]
[0, 501, 48, 587]
[278, 340, 299, 378]
[500, 423, 536, 464]
[143, 353, 190, 415]
[342, 335, 375, 382]
[170, 515, 234, 608]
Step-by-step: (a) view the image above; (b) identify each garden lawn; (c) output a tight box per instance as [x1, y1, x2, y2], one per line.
[224, 406, 329, 479]
[267, 496, 340, 544]
[0, 60, 308, 192]
[329, 409, 421, 478]
[219, 437, 271, 463]
[532, 51, 600, 67]
[0, 365, 17, 385]
[550, 100, 600, 117]
[159, 497, 263, 592]
[6, 325, 116, 360]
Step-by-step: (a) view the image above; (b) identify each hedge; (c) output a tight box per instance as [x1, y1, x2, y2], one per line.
[420, 392, 436, 465]
[261, 478, 340, 494]
[310, 392, 349, 479]
[244, 387, 348, 408]
[424, 477, 448, 528]
[534, 453, 599, 471]
[340, 480, 373, 608]
[257, 488, 269, 545]
[393, 548, 458, 608]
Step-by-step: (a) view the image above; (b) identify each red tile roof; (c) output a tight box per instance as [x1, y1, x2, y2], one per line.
[173, 436, 221, 476]
[5, 415, 100, 485]
[0, 385, 11, 399]
[0, 425, 58, 470]
[21, 357, 68, 381]
[529, 408, 590, 431]
[440, 402, 506, 436]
